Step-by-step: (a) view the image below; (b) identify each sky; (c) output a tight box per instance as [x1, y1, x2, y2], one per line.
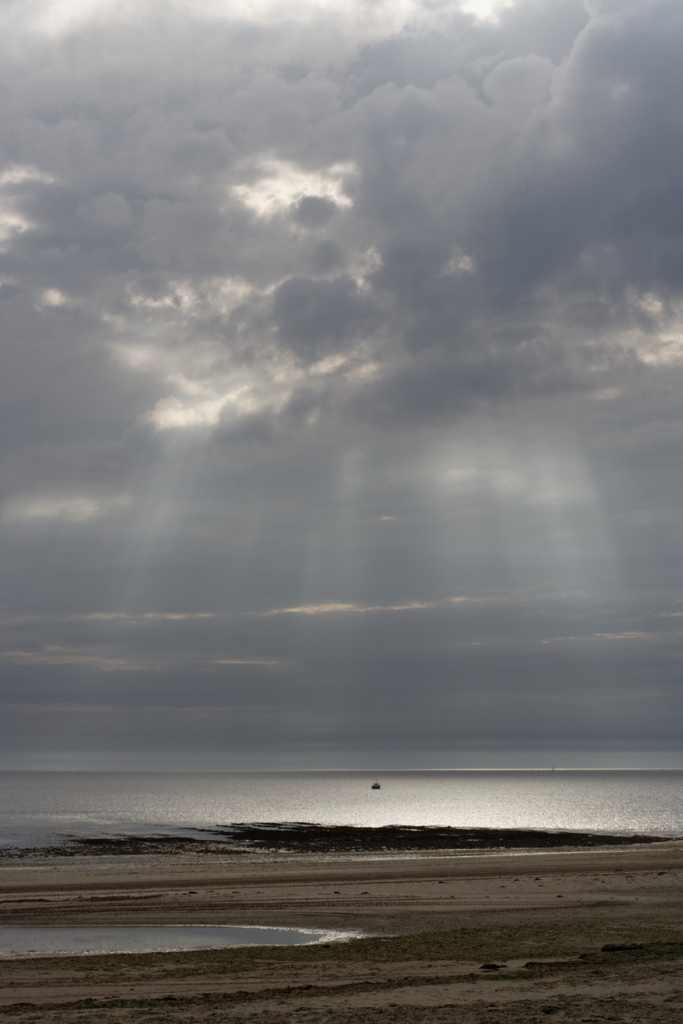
[0, 0, 682, 770]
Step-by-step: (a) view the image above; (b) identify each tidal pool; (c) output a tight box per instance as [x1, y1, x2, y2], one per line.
[0, 925, 354, 958]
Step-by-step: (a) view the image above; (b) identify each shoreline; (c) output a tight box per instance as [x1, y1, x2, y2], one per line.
[2, 822, 678, 861]
[1, 839, 681, 928]
[1, 841, 681, 1022]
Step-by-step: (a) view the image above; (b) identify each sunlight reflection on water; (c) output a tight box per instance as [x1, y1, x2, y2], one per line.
[0, 770, 681, 849]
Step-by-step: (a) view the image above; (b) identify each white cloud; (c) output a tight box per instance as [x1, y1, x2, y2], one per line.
[0, 206, 31, 249]
[619, 292, 683, 367]
[232, 158, 356, 219]
[126, 277, 253, 318]
[146, 394, 232, 431]
[39, 288, 76, 309]
[460, 0, 514, 22]
[0, 647, 154, 671]
[0, 165, 53, 187]
[0, 165, 54, 249]
[259, 598, 487, 616]
[3, 495, 130, 523]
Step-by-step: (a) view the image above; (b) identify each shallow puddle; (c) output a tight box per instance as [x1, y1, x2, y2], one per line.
[0, 925, 353, 958]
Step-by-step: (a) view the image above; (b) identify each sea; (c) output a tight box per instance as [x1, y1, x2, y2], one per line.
[0, 925, 353, 958]
[0, 770, 681, 851]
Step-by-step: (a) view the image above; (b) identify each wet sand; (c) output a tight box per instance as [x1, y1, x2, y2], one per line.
[0, 839, 681, 1022]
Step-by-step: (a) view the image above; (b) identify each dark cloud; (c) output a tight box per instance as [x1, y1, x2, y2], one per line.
[292, 195, 339, 227]
[274, 275, 376, 362]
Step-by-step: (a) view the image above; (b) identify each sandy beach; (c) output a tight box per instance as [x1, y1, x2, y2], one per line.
[0, 839, 681, 1022]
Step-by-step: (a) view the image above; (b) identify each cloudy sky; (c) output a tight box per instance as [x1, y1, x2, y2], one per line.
[1, 0, 682, 769]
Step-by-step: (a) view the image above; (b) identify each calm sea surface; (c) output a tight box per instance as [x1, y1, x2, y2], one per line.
[0, 771, 681, 850]
[0, 925, 350, 958]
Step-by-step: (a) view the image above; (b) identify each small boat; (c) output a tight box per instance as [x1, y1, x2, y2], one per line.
[371, 781, 381, 790]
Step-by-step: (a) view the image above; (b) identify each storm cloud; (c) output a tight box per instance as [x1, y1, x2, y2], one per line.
[1, 0, 682, 768]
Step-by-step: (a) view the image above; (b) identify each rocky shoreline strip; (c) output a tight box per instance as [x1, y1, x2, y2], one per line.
[2, 822, 675, 859]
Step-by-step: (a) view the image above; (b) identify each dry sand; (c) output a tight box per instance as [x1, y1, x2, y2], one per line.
[0, 840, 681, 1022]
